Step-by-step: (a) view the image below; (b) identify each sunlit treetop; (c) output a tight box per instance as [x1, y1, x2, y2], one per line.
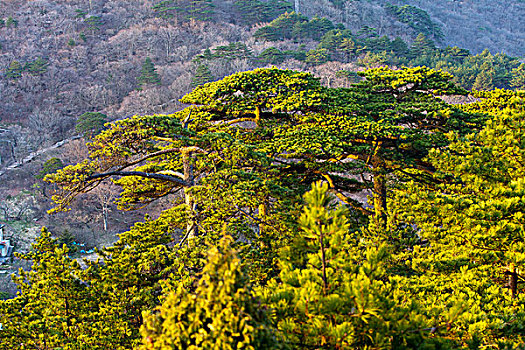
[394, 94, 525, 299]
[462, 88, 525, 115]
[181, 67, 330, 125]
[355, 66, 465, 96]
[47, 67, 481, 226]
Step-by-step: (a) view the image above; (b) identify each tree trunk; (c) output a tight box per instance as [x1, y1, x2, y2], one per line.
[258, 202, 269, 249]
[182, 148, 197, 239]
[509, 265, 518, 299]
[258, 202, 267, 232]
[102, 204, 108, 232]
[255, 106, 262, 127]
[320, 230, 328, 294]
[373, 168, 387, 222]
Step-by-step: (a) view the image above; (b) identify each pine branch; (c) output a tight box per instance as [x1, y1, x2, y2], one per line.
[87, 171, 189, 186]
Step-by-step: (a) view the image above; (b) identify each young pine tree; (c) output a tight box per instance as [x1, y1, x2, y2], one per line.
[137, 57, 161, 88]
[261, 182, 447, 349]
[409, 33, 436, 59]
[0, 229, 97, 348]
[191, 64, 213, 87]
[75, 111, 107, 139]
[138, 236, 286, 350]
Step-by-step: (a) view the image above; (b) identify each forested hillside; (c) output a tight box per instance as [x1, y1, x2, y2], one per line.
[1, 0, 523, 167]
[297, 0, 525, 57]
[0, 1, 524, 348]
[391, 0, 525, 57]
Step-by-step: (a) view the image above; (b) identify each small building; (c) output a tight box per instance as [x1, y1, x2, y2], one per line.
[0, 224, 13, 264]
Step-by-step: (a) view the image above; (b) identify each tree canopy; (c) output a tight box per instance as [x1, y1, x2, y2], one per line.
[2, 68, 525, 349]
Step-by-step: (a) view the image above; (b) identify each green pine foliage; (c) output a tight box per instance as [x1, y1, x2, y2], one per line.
[138, 236, 286, 349]
[248, 15, 523, 91]
[385, 3, 444, 41]
[257, 47, 286, 64]
[191, 64, 214, 87]
[84, 15, 103, 33]
[194, 43, 253, 67]
[4, 68, 525, 349]
[305, 48, 329, 65]
[36, 157, 64, 180]
[5, 16, 18, 28]
[5, 57, 49, 80]
[137, 57, 161, 88]
[397, 91, 525, 290]
[511, 63, 525, 88]
[75, 111, 107, 139]
[58, 229, 77, 252]
[318, 29, 360, 62]
[254, 12, 335, 42]
[210, 42, 252, 61]
[24, 57, 49, 75]
[152, 0, 214, 21]
[5, 60, 23, 79]
[408, 33, 437, 59]
[262, 182, 456, 348]
[393, 90, 525, 345]
[0, 229, 98, 348]
[234, 0, 293, 24]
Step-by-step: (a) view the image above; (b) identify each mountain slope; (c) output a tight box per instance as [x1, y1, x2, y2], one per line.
[296, 0, 524, 56]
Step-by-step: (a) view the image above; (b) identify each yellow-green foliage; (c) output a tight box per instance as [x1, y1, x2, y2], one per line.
[394, 90, 525, 345]
[262, 183, 457, 348]
[0, 229, 107, 349]
[6, 68, 523, 350]
[139, 236, 286, 350]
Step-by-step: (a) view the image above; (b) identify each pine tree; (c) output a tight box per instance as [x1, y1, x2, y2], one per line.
[75, 111, 107, 139]
[472, 70, 495, 90]
[37, 69, 525, 348]
[186, 0, 214, 21]
[48, 67, 481, 267]
[46, 109, 296, 283]
[138, 236, 286, 349]
[5, 16, 18, 28]
[0, 229, 98, 348]
[25, 57, 48, 75]
[234, 0, 292, 24]
[339, 36, 359, 62]
[79, 211, 193, 348]
[5, 60, 23, 79]
[409, 33, 436, 58]
[396, 91, 525, 299]
[391, 91, 525, 345]
[36, 157, 64, 180]
[253, 12, 309, 41]
[257, 47, 286, 64]
[182, 67, 481, 220]
[511, 63, 525, 89]
[152, 0, 214, 21]
[262, 182, 452, 348]
[305, 48, 329, 65]
[137, 57, 161, 88]
[58, 229, 76, 252]
[191, 64, 213, 87]
[390, 36, 409, 56]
